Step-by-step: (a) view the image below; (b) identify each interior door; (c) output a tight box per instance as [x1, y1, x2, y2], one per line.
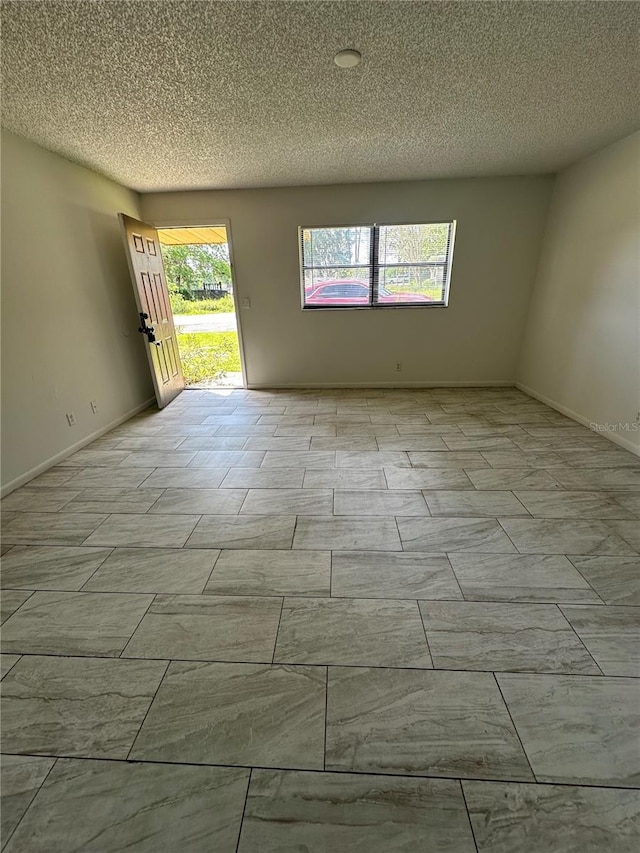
[119, 214, 185, 408]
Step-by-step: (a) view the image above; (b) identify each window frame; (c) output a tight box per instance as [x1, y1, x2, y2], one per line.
[299, 220, 456, 310]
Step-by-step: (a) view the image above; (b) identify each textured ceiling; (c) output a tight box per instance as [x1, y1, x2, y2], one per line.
[1, 1, 639, 192]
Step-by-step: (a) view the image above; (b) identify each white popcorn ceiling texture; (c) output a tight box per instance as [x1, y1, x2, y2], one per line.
[1, 1, 639, 192]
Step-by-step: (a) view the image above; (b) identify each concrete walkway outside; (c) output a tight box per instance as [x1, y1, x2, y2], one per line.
[173, 312, 237, 333]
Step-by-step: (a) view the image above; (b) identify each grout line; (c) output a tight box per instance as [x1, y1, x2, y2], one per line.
[271, 598, 285, 663]
[416, 599, 435, 667]
[3, 749, 636, 789]
[77, 547, 116, 591]
[235, 767, 253, 853]
[1, 755, 60, 850]
[492, 672, 537, 783]
[7, 648, 636, 678]
[555, 604, 606, 676]
[200, 550, 223, 594]
[119, 594, 158, 658]
[459, 780, 481, 853]
[323, 666, 329, 771]
[125, 659, 171, 761]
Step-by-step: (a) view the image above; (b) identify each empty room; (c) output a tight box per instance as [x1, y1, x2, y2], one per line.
[1, 1, 639, 851]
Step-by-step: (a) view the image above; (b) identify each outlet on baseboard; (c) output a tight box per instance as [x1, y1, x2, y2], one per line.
[66, 412, 76, 426]
[90, 400, 98, 414]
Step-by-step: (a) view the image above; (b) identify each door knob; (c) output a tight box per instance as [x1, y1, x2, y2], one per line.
[138, 312, 157, 343]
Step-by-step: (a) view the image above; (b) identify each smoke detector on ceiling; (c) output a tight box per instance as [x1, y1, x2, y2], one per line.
[334, 49, 362, 68]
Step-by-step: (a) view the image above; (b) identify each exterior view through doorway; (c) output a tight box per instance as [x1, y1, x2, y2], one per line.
[157, 225, 244, 388]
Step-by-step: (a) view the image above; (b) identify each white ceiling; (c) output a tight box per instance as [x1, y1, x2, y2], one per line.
[1, 1, 639, 192]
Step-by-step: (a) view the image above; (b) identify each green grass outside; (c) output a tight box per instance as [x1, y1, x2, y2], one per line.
[170, 294, 235, 315]
[177, 331, 242, 384]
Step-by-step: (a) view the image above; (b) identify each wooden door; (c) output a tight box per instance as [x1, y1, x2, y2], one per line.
[119, 214, 185, 408]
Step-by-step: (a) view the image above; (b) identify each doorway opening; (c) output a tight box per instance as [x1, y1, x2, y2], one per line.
[157, 225, 244, 388]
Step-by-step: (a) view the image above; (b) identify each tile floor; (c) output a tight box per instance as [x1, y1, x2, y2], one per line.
[1, 386, 639, 851]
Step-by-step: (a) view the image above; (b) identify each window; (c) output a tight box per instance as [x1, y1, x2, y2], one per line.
[300, 222, 455, 308]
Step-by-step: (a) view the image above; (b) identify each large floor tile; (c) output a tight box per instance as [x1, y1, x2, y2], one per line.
[83, 546, 219, 593]
[384, 467, 474, 489]
[568, 555, 640, 604]
[423, 490, 529, 517]
[481, 451, 564, 468]
[331, 551, 462, 599]
[449, 553, 602, 602]
[466, 468, 563, 490]
[240, 488, 333, 515]
[293, 516, 402, 551]
[274, 597, 431, 668]
[188, 450, 265, 468]
[463, 780, 640, 853]
[1, 488, 81, 513]
[326, 667, 532, 780]
[497, 673, 640, 787]
[420, 600, 599, 673]
[180, 435, 251, 450]
[0, 590, 33, 624]
[140, 467, 228, 488]
[123, 594, 282, 662]
[549, 467, 640, 491]
[373, 437, 450, 452]
[205, 549, 330, 596]
[149, 488, 247, 514]
[2, 513, 108, 545]
[1, 755, 56, 850]
[261, 451, 336, 468]
[237, 770, 476, 853]
[83, 514, 200, 547]
[336, 451, 411, 468]
[61, 488, 165, 514]
[514, 490, 636, 519]
[398, 517, 517, 553]
[3, 759, 249, 853]
[118, 451, 197, 467]
[302, 468, 387, 489]
[0, 545, 112, 590]
[64, 468, 157, 489]
[187, 514, 296, 549]
[60, 449, 132, 467]
[560, 605, 640, 676]
[1, 655, 167, 758]
[310, 436, 378, 450]
[219, 467, 304, 488]
[558, 449, 640, 468]
[334, 489, 429, 516]
[408, 451, 489, 468]
[1, 590, 153, 656]
[499, 518, 637, 555]
[130, 661, 326, 769]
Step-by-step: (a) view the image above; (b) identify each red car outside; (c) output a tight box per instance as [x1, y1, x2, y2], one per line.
[305, 279, 432, 305]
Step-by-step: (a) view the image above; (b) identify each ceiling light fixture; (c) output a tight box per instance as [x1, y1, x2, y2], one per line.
[334, 49, 362, 68]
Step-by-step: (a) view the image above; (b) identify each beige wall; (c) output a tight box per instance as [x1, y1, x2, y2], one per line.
[141, 176, 553, 388]
[518, 131, 640, 454]
[1, 130, 153, 492]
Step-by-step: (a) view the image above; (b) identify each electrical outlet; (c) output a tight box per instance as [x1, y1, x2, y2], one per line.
[395, 362, 402, 372]
[90, 400, 98, 414]
[240, 297, 251, 309]
[66, 412, 76, 426]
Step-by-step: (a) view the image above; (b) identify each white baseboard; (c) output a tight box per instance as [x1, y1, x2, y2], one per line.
[247, 380, 516, 389]
[516, 382, 640, 457]
[1, 396, 156, 497]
